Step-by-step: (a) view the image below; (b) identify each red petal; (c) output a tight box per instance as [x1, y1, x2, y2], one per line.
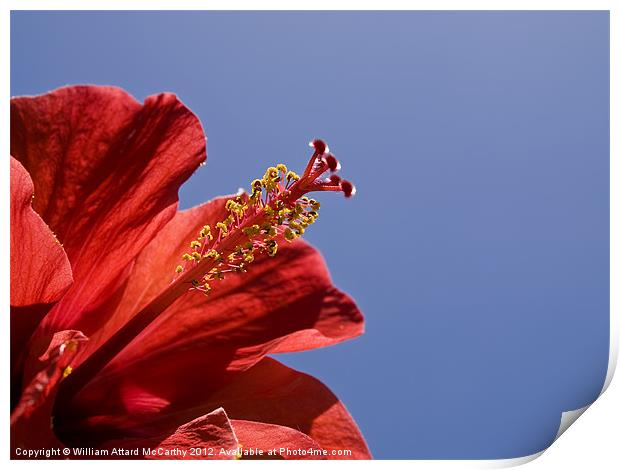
[10, 157, 72, 306]
[231, 419, 326, 460]
[147, 408, 239, 460]
[11, 85, 206, 337]
[11, 330, 87, 457]
[208, 358, 371, 460]
[98, 408, 239, 460]
[62, 358, 370, 460]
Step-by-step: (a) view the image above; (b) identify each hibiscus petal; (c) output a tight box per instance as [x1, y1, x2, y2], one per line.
[11, 330, 87, 457]
[207, 358, 371, 460]
[62, 358, 371, 460]
[96, 408, 239, 460]
[231, 419, 326, 460]
[10, 157, 72, 306]
[11, 85, 206, 336]
[147, 408, 239, 460]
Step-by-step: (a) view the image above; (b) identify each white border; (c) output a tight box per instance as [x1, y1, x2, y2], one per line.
[2, 1, 617, 467]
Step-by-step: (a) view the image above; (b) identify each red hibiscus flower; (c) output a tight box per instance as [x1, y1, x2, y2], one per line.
[10, 85, 370, 460]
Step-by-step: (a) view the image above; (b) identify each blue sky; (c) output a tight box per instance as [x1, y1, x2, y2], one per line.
[11, 11, 610, 459]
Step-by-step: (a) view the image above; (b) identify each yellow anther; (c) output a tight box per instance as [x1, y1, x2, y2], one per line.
[203, 282, 211, 292]
[243, 224, 260, 236]
[265, 239, 278, 257]
[190, 241, 201, 249]
[284, 227, 296, 241]
[182, 253, 193, 261]
[261, 223, 276, 237]
[286, 171, 300, 182]
[262, 167, 280, 190]
[244, 253, 255, 263]
[199, 225, 213, 240]
[276, 163, 287, 173]
[289, 222, 305, 235]
[216, 221, 228, 235]
[62, 366, 73, 379]
[261, 224, 277, 237]
[191, 252, 202, 261]
[205, 249, 220, 259]
[225, 199, 247, 216]
[175, 265, 184, 273]
[210, 268, 225, 280]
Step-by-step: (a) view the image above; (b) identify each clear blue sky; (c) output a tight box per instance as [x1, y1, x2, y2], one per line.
[11, 11, 609, 459]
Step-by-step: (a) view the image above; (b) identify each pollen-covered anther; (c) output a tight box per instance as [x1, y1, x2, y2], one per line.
[261, 223, 276, 237]
[216, 221, 229, 237]
[62, 366, 73, 379]
[284, 227, 296, 242]
[243, 224, 261, 237]
[264, 239, 278, 257]
[286, 171, 300, 182]
[199, 225, 213, 240]
[225, 198, 248, 216]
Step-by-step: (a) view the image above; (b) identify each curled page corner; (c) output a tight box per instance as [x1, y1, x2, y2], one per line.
[489, 330, 618, 468]
[554, 405, 590, 441]
[552, 331, 618, 442]
[488, 451, 544, 468]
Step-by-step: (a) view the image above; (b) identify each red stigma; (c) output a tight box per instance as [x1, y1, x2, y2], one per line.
[329, 174, 341, 184]
[341, 180, 355, 198]
[297, 140, 355, 200]
[310, 139, 327, 155]
[326, 154, 340, 172]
